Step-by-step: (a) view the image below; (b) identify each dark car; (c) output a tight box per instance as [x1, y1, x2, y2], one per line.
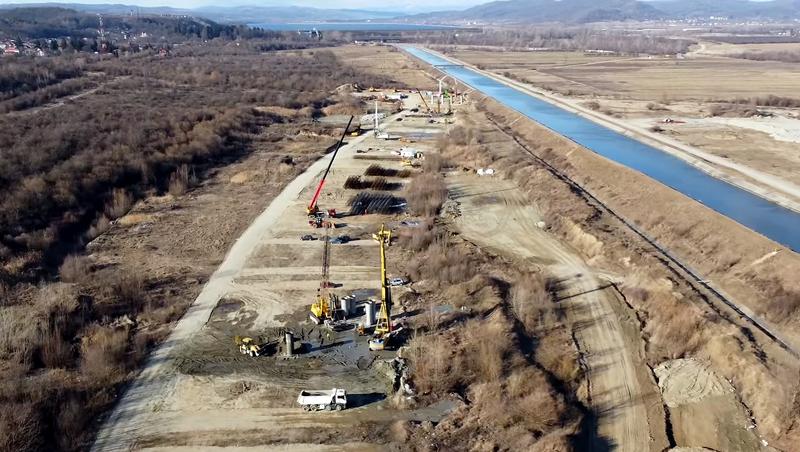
[301, 234, 316, 241]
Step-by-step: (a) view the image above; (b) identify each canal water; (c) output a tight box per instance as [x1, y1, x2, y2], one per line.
[402, 46, 800, 252]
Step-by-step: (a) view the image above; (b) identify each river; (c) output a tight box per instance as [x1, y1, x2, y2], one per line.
[402, 46, 800, 252]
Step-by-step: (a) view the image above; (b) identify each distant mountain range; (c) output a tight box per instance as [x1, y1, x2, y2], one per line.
[1, 0, 799, 25]
[0, 3, 401, 24]
[412, 0, 800, 23]
[408, 0, 663, 24]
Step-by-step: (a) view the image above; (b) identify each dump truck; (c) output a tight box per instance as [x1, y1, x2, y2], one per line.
[297, 388, 347, 411]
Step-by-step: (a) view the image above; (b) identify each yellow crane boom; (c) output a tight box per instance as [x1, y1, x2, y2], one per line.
[373, 224, 392, 336]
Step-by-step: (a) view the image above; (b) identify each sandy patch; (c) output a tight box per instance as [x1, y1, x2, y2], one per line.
[230, 171, 252, 184]
[705, 115, 800, 144]
[117, 213, 156, 226]
[655, 358, 731, 407]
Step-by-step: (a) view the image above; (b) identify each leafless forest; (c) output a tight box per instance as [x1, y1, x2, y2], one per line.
[413, 27, 694, 55]
[0, 42, 395, 451]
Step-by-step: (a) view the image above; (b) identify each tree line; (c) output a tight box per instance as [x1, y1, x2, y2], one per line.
[410, 27, 695, 55]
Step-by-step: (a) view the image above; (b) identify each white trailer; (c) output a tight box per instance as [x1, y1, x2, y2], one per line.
[297, 388, 347, 411]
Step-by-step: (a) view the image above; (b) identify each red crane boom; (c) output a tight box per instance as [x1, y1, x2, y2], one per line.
[307, 116, 354, 215]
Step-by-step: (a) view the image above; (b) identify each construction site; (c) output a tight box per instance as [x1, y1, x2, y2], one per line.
[86, 44, 800, 452]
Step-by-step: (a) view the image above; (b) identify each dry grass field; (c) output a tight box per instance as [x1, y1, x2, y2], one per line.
[451, 48, 800, 100]
[445, 44, 800, 206]
[331, 45, 437, 90]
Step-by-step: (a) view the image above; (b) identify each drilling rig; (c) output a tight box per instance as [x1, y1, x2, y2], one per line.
[310, 228, 338, 324]
[307, 116, 353, 228]
[369, 224, 393, 351]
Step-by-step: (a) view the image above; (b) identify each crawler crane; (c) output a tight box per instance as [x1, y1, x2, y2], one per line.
[369, 224, 393, 351]
[307, 116, 353, 228]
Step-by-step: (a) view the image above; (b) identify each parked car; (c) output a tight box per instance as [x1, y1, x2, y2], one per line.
[389, 277, 408, 286]
[301, 234, 316, 241]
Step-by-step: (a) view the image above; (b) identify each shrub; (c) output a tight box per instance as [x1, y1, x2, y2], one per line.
[59, 254, 91, 284]
[80, 325, 129, 383]
[105, 189, 132, 220]
[510, 273, 552, 333]
[583, 101, 600, 111]
[0, 402, 41, 452]
[40, 328, 72, 369]
[405, 173, 448, 217]
[422, 153, 445, 173]
[168, 164, 191, 196]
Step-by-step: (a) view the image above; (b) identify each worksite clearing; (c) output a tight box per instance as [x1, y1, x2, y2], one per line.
[92, 93, 455, 451]
[89, 45, 800, 451]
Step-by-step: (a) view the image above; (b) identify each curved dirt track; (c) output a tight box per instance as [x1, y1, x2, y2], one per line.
[448, 174, 667, 451]
[91, 132, 373, 452]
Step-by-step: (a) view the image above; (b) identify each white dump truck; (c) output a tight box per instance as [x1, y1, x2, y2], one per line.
[297, 388, 347, 411]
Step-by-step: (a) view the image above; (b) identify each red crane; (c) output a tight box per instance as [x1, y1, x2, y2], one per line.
[308, 116, 353, 227]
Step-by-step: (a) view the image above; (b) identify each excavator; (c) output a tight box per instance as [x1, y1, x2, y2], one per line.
[307, 116, 354, 228]
[369, 224, 393, 351]
[235, 336, 262, 357]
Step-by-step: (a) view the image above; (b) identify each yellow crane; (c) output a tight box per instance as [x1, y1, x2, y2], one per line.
[369, 224, 393, 351]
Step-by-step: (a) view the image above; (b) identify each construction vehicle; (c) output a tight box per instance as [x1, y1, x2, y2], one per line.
[310, 228, 338, 324]
[297, 388, 347, 411]
[369, 224, 393, 351]
[416, 89, 434, 120]
[234, 336, 262, 357]
[307, 116, 353, 227]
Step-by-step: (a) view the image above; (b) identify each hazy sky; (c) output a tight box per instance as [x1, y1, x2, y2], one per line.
[0, 0, 778, 13]
[0, 0, 490, 12]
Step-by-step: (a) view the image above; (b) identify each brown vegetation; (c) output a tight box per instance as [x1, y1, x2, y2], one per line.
[475, 99, 800, 448]
[0, 42, 398, 451]
[733, 50, 800, 63]
[400, 224, 582, 450]
[390, 136, 584, 450]
[422, 27, 694, 55]
[405, 173, 448, 217]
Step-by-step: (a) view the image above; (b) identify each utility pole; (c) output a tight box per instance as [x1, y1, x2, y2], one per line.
[373, 100, 379, 135]
[97, 14, 107, 53]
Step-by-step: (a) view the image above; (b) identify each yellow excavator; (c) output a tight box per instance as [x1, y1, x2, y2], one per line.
[369, 224, 393, 351]
[235, 336, 262, 357]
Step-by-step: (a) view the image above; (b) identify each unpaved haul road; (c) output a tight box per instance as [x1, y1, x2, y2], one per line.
[91, 132, 372, 452]
[448, 174, 667, 451]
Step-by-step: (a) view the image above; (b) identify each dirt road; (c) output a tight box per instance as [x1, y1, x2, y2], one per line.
[448, 174, 668, 451]
[91, 130, 374, 452]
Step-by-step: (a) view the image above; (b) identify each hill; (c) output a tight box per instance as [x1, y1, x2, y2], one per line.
[0, 3, 401, 24]
[0, 7, 251, 40]
[410, 0, 800, 23]
[410, 0, 665, 23]
[651, 0, 800, 20]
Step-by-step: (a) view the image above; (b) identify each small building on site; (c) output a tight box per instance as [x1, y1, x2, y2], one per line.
[3, 43, 20, 56]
